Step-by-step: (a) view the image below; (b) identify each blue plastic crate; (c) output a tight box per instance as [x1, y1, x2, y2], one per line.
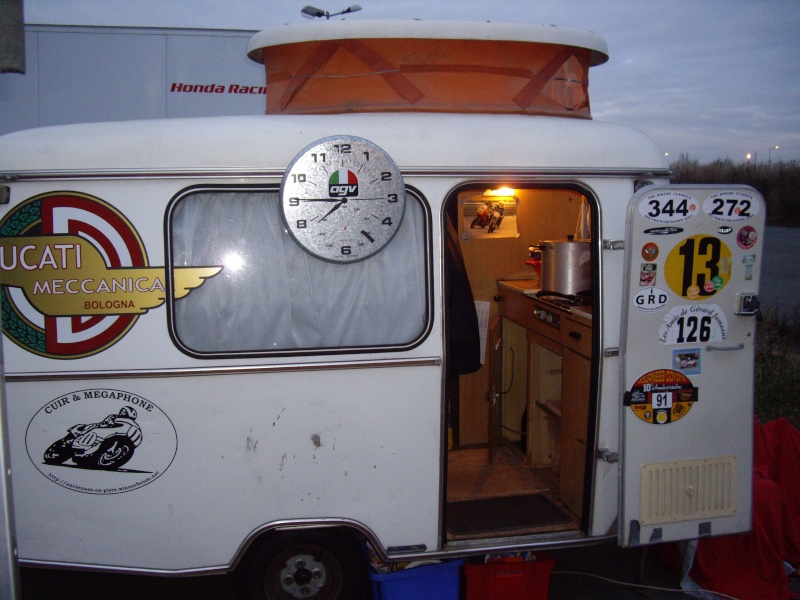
[369, 559, 463, 600]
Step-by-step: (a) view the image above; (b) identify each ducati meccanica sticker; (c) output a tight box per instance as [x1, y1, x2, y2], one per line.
[0, 192, 222, 358]
[664, 235, 732, 300]
[624, 369, 698, 425]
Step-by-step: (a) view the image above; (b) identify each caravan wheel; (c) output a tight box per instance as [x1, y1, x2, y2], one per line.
[242, 530, 368, 600]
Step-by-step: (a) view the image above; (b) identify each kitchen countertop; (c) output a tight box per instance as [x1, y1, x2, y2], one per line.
[498, 278, 592, 325]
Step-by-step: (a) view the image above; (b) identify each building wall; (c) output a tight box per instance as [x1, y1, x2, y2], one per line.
[0, 25, 266, 135]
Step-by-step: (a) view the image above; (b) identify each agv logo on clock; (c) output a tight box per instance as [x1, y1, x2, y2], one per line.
[328, 169, 359, 197]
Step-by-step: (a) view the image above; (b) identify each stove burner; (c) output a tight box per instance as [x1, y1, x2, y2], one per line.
[536, 290, 591, 311]
[539, 296, 577, 311]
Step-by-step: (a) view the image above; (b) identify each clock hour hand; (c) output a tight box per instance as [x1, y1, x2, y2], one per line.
[320, 200, 346, 221]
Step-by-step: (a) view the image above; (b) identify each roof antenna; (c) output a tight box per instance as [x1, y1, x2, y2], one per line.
[301, 4, 362, 19]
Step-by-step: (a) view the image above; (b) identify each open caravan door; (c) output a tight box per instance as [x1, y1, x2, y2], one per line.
[619, 185, 765, 547]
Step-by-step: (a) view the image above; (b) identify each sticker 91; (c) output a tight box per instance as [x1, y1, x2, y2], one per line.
[639, 191, 698, 224]
[703, 190, 760, 223]
[664, 235, 732, 299]
[624, 369, 698, 425]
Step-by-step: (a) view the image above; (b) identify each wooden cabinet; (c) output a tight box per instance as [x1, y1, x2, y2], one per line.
[526, 329, 562, 469]
[560, 348, 591, 515]
[561, 320, 591, 358]
[497, 281, 592, 518]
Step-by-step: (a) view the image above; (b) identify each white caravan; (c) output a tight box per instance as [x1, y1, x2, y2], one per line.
[0, 19, 763, 600]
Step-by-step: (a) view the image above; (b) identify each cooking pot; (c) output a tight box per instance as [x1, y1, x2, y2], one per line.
[535, 236, 591, 296]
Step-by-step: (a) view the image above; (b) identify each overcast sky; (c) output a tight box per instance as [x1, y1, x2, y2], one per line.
[23, 0, 800, 163]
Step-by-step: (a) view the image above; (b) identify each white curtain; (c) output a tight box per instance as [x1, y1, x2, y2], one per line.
[171, 189, 428, 354]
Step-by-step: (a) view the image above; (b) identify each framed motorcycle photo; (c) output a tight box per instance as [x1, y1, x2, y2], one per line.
[460, 192, 519, 240]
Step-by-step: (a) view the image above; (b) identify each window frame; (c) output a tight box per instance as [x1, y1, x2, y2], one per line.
[164, 184, 433, 360]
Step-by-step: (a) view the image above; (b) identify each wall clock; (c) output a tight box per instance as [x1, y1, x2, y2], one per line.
[280, 135, 406, 263]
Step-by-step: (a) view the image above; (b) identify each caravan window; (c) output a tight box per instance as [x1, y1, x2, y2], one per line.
[167, 187, 431, 357]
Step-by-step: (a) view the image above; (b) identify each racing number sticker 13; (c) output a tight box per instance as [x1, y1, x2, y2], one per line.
[664, 235, 732, 300]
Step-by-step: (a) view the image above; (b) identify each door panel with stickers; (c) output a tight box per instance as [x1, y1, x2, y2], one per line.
[619, 185, 765, 547]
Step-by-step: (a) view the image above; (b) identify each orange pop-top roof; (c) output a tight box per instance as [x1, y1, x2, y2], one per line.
[248, 20, 609, 118]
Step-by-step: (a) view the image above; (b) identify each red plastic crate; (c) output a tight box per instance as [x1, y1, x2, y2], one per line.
[465, 554, 554, 600]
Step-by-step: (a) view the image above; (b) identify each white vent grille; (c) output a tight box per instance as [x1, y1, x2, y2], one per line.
[640, 456, 738, 525]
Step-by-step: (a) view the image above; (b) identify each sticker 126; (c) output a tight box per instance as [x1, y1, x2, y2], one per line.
[659, 304, 728, 344]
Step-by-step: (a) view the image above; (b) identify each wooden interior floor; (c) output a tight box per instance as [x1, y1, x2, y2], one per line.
[447, 445, 550, 501]
[446, 444, 581, 540]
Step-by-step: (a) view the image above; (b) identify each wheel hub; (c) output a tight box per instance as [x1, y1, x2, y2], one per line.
[280, 554, 326, 598]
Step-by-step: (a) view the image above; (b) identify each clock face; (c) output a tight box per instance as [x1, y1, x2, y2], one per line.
[280, 136, 406, 263]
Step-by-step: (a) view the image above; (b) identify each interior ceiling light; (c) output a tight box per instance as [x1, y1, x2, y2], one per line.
[484, 187, 516, 197]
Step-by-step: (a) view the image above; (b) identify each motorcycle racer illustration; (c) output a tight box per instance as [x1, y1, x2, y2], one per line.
[43, 406, 143, 470]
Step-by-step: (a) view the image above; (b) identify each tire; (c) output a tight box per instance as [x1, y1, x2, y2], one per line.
[241, 530, 369, 600]
[74, 437, 135, 470]
[43, 438, 74, 465]
[470, 216, 480, 229]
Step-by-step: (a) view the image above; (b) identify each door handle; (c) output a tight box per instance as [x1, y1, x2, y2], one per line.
[706, 343, 745, 352]
[597, 448, 619, 463]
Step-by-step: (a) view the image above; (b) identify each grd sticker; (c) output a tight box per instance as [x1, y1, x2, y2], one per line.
[624, 369, 698, 425]
[633, 286, 670, 312]
[25, 389, 178, 494]
[0, 192, 221, 358]
[639, 191, 698, 224]
[664, 235, 732, 300]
